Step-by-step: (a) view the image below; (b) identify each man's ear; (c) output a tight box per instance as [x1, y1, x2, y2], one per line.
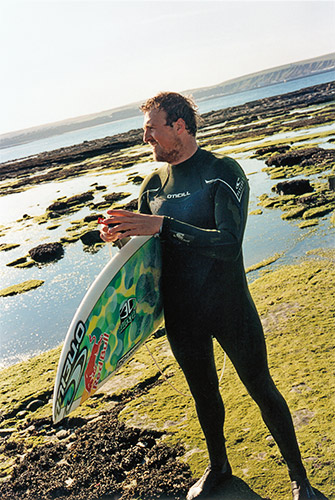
[174, 118, 186, 135]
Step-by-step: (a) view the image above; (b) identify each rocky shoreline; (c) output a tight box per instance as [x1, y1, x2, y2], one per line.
[0, 80, 334, 281]
[0, 249, 334, 499]
[0, 81, 334, 191]
[0, 79, 334, 498]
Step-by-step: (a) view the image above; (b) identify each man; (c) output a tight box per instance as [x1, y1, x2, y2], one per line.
[100, 92, 325, 500]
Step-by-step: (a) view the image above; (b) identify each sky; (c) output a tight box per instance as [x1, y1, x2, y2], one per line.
[1, 0, 334, 135]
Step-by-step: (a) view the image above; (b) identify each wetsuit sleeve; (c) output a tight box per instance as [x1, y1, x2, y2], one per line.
[138, 183, 152, 215]
[160, 181, 249, 261]
[138, 171, 162, 215]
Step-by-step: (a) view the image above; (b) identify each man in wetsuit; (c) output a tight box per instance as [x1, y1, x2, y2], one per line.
[100, 92, 326, 500]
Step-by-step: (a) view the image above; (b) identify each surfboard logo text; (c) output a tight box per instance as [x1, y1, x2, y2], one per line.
[55, 320, 87, 417]
[84, 332, 110, 393]
[119, 298, 136, 334]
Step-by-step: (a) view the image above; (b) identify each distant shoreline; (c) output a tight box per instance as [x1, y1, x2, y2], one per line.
[1, 80, 334, 188]
[1, 51, 334, 147]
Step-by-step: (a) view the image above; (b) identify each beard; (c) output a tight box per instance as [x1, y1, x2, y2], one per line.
[152, 137, 184, 164]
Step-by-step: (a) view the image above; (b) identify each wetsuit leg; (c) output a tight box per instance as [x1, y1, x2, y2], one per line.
[165, 314, 228, 470]
[213, 295, 307, 481]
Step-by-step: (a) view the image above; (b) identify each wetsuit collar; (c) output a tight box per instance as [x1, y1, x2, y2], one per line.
[169, 147, 201, 170]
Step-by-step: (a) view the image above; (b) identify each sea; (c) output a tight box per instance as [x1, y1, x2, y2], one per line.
[0, 70, 334, 369]
[1, 70, 334, 164]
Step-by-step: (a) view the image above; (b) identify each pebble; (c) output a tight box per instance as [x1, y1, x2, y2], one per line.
[56, 429, 69, 439]
[0, 428, 16, 437]
[26, 399, 45, 411]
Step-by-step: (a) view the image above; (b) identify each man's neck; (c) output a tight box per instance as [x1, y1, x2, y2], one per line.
[171, 140, 198, 166]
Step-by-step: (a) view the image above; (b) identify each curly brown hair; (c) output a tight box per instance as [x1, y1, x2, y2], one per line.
[140, 92, 199, 136]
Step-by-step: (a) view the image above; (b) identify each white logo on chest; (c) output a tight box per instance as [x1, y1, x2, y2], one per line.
[167, 191, 191, 199]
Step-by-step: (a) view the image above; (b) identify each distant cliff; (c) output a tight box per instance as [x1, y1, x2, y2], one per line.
[1, 52, 334, 150]
[188, 52, 335, 101]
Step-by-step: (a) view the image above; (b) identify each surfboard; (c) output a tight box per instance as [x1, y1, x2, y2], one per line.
[52, 235, 163, 424]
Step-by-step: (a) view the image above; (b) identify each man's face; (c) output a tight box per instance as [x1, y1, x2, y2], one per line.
[143, 109, 183, 164]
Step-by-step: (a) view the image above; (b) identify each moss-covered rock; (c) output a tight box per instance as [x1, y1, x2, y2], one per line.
[6, 256, 28, 267]
[281, 206, 306, 220]
[0, 243, 20, 252]
[246, 253, 282, 273]
[299, 219, 319, 228]
[0, 280, 44, 297]
[302, 204, 334, 220]
[0, 251, 334, 498]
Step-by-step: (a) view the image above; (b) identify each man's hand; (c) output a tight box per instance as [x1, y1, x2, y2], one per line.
[99, 209, 164, 243]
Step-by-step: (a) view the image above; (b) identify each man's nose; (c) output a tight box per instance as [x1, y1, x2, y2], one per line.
[143, 129, 151, 143]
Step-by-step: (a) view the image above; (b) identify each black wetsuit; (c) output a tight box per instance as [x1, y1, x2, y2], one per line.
[138, 147, 306, 479]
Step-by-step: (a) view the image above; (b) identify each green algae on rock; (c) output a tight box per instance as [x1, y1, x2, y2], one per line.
[0, 243, 20, 252]
[246, 253, 283, 273]
[0, 250, 334, 499]
[6, 257, 29, 267]
[299, 219, 319, 228]
[119, 249, 335, 497]
[281, 206, 306, 220]
[302, 204, 334, 219]
[0, 279, 44, 297]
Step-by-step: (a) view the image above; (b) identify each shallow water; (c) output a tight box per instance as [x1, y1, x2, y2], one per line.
[215, 122, 335, 154]
[1, 152, 334, 369]
[1, 71, 334, 164]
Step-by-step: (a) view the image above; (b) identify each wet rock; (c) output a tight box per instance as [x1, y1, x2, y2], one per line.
[25, 425, 36, 434]
[47, 200, 68, 211]
[328, 175, 335, 191]
[6, 257, 27, 267]
[80, 230, 102, 246]
[128, 175, 144, 185]
[29, 242, 64, 263]
[17, 411, 29, 419]
[26, 400, 45, 412]
[103, 192, 130, 203]
[4, 440, 17, 451]
[0, 243, 20, 252]
[47, 191, 94, 212]
[83, 214, 103, 223]
[293, 408, 315, 429]
[67, 191, 94, 205]
[265, 147, 335, 168]
[302, 204, 334, 219]
[56, 429, 69, 440]
[0, 428, 16, 437]
[273, 179, 314, 196]
[0, 280, 44, 297]
[281, 207, 306, 220]
[255, 145, 291, 156]
[120, 198, 138, 211]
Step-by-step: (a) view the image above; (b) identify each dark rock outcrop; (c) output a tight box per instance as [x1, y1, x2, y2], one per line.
[29, 242, 64, 263]
[120, 198, 138, 211]
[265, 147, 335, 168]
[80, 230, 102, 246]
[47, 191, 94, 212]
[255, 145, 291, 156]
[273, 179, 314, 196]
[128, 175, 144, 185]
[103, 192, 129, 203]
[83, 214, 103, 223]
